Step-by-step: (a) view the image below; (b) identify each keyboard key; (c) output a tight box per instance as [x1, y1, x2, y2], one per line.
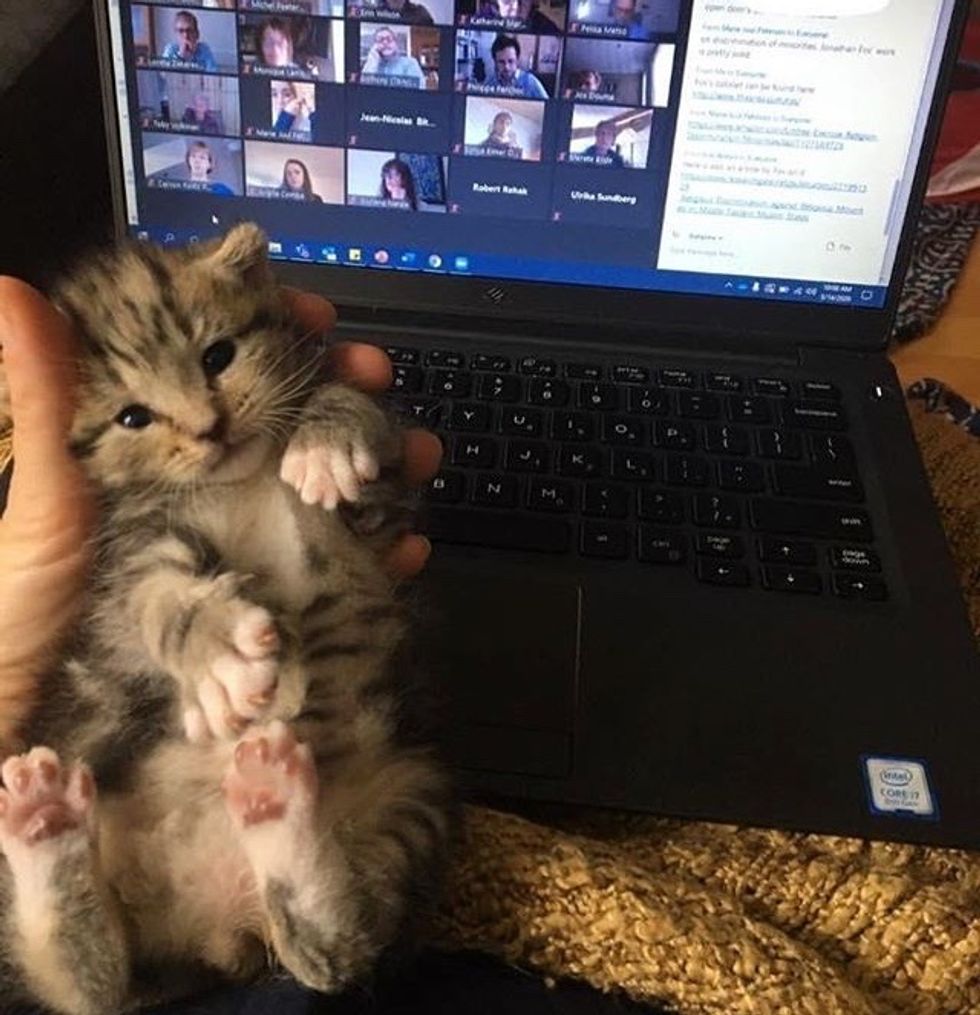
[613, 365, 649, 384]
[471, 472, 519, 508]
[553, 411, 595, 442]
[678, 392, 721, 420]
[773, 464, 863, 503]
[528, 478, 576, 513]
[638, 527, 687, 565]
[763, 567, 822, 594]
[628, 387, 670, 415]
[427, 506, 570, 553]
[832, 574, 888, 601]
[471, 353, 511, 372]
[696, 533, 744, 559]
[582, 521, 629, 559]
[528, 378, 570, 407]
[706, 372, 744, 393]
[782, 400, 847, 431]
[758, 537, 817, 566]
[659, 368, 699, 389]
[451, 436, 497, 468]
[578, 383, 620, 411]
[500, 408, 542, 437]
[665, 454, 710, 487]
[809, 434, 855, 467]
[717, 460, 765, 493]
[697, 560, 749, 587]
[429, 369, 471, 397]
[612, 450, 658, 482]
[506, 439, 550, 473]
[426, 470, 465, 503]
[728, 396, 771, 424]
[519, 356, 557, 378]
[694, 493, 742, 529]
[478, 373, 522, 402]
[753, 378, 792, 398]
[449, 402, 491, 432]
[392, 365, 423, 393]
[751, 499, 873, 541]
[757, 428, 802, 461]
[704, 424, 749, 456]
[558, 445, 604, 478]
[802, 380, 840, 401]
[427, 349, 465, 368]
[602, 415, 647, 447]
[829, 546, 881, 572]
[654, 420, 697, 451]
[638, 488, 685, 524]
[385, 345, 419, 365]
[393, 397, 443, 427]
[566, 362, 603, 380]
[583, 483, 629, 519]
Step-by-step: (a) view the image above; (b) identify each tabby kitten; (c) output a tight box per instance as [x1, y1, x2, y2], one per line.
[0, 224, 450, 1015]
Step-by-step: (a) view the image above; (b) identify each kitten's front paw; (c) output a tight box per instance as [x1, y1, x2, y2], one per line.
[180, 584, 282, 742]
[280, 427, 379, 511]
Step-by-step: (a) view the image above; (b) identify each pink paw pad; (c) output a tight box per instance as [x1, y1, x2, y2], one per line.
[222, 721, 316, 829]
[0, 748, 95, 849]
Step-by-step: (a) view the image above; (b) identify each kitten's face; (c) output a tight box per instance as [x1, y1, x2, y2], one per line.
[56, 224, 318, 491]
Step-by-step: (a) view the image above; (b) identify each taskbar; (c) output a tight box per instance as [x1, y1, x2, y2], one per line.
[133, 226, 890, 309]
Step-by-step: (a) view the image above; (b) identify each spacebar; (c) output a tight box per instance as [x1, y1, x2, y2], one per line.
[427, 507, 571, 553]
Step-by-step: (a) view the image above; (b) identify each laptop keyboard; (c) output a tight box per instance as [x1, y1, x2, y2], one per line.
[383, 343, 888, 602]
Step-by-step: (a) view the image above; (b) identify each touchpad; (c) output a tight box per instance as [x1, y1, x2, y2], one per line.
[423, 569, 580, 778]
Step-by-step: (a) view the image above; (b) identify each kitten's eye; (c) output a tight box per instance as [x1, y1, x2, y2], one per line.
[202, 340, 236, 377]
[116, 405, 153, 430]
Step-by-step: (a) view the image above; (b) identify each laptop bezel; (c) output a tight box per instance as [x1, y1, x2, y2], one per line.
[94, 0, 969, 354]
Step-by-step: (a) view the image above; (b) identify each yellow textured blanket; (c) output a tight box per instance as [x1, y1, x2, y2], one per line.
[428, 403, 980, 1015]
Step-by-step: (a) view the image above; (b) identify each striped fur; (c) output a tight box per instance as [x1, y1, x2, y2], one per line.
[0, 225, 450, 1015]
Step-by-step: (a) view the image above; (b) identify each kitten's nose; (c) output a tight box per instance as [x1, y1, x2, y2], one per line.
[196, 416, 226, 443]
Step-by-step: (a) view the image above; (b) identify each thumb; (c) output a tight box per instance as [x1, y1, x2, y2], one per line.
[0, 277, 84, 514]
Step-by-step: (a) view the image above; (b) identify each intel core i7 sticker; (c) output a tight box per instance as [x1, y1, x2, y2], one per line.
[862, 756, 938, 820]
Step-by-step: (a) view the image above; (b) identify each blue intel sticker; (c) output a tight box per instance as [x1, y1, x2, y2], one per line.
[862, 756, 938, 821]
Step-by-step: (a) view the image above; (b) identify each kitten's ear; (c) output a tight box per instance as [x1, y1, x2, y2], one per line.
[200, 223, 271, 288]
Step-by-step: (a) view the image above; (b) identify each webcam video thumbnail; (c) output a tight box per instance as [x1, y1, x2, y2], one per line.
[244, 140, 345, 203]
[460, 95, 543, 160]
[143, 132, 243, 195]
[563, 103, 652, 168]
[455, 31, 561, 99]
[567, 0, 679, 40]
[356, 24, 442, 90]
[456, 0, 566, 34]
[132, 6, 239, 74]
[239, 13, 345, 81]
[137, 70, 240, 136]
[561, 38, 674, 106]
[347, 150, 448, 210]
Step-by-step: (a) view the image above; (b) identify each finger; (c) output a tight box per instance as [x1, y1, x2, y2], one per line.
[327, 342, 392, 394]
[402, 429, 442, 486]
[279, 286, 338, 333]
[385, 535, 432, 581]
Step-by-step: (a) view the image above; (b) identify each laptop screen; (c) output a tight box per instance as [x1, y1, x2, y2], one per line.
[103, 0, 956, 310]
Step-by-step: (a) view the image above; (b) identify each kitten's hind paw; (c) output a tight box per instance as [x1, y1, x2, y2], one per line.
[280, 436, 379, 511]
[0, 748, 95, 869]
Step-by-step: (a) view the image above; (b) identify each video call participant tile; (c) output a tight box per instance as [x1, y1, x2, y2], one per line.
[347, 150, 449, 211]
[132, 6, 239, 74]
[244, 140, 346, 203]
[353, 23, 443, 91]
[456, 0, 566, 35]
[455, 31, 561, 99]
[239, 13, 346, 81]
[240, 0, 345, 15]
[348, 0, 454, 27]
[559, 104, 652, 169]
[567, 0, 679, 41]
[346, 89, 450, 152]
[240, 77, 345, 144]
[447, 157, 551, 219]
[550, 164, 655, 227]
[457, 95, 546, 162]
[561, 38, 674, 106]
[143, 132, 243, 196]
[137, 70, 241, 137]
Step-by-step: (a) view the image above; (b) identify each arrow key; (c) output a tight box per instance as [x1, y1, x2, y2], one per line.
[763, 567, 822, 594]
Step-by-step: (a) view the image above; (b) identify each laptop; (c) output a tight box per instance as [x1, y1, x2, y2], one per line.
[94, 0, 980, 847]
